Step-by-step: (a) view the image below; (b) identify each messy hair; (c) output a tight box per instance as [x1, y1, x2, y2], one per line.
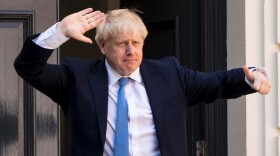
[95, 9, 148, 44]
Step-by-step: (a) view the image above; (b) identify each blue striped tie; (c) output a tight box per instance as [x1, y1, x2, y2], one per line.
[114, 77, 129, 156]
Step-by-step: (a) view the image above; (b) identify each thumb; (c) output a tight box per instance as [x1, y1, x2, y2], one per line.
[79, 35, 93, 44]
[243, 66, 254, 83]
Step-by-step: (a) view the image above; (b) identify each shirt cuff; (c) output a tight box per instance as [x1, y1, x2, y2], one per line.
[32, 22, 69, 49]
[245, 67, 269, 89]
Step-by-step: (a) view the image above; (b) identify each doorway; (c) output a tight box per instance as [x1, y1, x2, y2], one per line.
[59, 0, 227, 155]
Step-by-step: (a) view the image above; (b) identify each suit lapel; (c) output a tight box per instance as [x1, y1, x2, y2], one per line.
[140, 61, 165, 150]
[88, 61, 108, 146]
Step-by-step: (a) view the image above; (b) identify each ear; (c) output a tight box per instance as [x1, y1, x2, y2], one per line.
[98, 41, 106, 55]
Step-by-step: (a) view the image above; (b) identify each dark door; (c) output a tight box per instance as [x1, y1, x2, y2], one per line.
[119, 1, 203, 155]
[119, 1, 228, 156]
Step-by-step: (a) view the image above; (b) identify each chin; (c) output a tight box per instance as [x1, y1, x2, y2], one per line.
[122, 69, 135, 76]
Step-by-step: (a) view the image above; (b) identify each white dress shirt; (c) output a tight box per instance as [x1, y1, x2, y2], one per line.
[104, 61, 160, 156]
[33, 23, 161, 156]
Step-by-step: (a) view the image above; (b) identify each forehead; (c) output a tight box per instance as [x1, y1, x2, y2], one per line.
[110, 31, 143, 41]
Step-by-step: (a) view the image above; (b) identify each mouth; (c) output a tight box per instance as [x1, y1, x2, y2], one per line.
[124, 59, 137, 63]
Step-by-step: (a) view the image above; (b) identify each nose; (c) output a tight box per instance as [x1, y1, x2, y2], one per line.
[126, 43, 135, 55]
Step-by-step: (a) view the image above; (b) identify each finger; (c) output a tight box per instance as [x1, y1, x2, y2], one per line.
[255, 78, 272, 94]
[253, 78, 261, 91]
[262, 81, 271, 94]
[243, 66, 254, 82]
[262, 86, 269, 95]
[84, 11, 102, 20]
[88, 13, 105, 29]
[87, 12, 104, 23]
[258, 82, 266, 94]
[88, 18, 104, 30]
[79, 8, 94, 16]
[263, 87, 270, 95]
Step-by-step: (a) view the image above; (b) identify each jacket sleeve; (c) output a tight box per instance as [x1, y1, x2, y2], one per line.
[14, 35, 71, 105]
[171, 57, 256, 105]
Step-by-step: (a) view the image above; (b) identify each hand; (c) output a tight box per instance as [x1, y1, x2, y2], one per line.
[56, 8, 104, 44]
[243, 66, 271, 95]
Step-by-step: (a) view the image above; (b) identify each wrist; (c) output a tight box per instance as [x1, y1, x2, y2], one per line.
[56, 22, 68, 37]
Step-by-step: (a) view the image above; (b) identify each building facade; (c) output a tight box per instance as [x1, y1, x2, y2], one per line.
[0, 0, 278, 155]
[227, 0, 279, 156]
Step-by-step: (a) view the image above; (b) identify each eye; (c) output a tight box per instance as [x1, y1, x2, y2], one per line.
[117, 42, 126, 46]
[132, 41, 140, 46]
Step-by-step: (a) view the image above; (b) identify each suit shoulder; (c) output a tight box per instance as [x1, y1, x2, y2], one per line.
[142, 56, 194, 78]
[61, 57, 103, 73]
[62, 57, 101, 66]
[143, 56, 179, 66]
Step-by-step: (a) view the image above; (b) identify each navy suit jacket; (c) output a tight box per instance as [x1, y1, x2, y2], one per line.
[14, 35, 255, 156]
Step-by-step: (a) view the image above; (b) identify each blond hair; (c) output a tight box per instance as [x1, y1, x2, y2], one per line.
[95, 9, 148, 44]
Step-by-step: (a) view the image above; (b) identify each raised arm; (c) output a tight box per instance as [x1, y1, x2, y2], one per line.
[14, 8, 104, 104]
[56, 8, 104, 44]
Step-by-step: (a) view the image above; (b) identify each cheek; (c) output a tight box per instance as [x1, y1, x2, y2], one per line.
[137, 49, 143, 59]
[139, 50, 143, 57]
[107, 51, 124, 64]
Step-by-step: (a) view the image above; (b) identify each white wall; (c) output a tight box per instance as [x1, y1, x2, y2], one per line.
[227, 0, 279, 155]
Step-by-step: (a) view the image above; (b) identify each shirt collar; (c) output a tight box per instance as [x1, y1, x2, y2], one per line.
[105, 60, 142, 85]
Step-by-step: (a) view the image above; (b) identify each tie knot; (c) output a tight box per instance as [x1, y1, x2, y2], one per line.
[119, 77, 129, 86]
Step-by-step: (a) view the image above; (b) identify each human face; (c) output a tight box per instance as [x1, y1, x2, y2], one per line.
[100, 32, 144, 76]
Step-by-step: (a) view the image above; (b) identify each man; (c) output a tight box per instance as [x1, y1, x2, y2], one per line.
[14, 8, 271, 156]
